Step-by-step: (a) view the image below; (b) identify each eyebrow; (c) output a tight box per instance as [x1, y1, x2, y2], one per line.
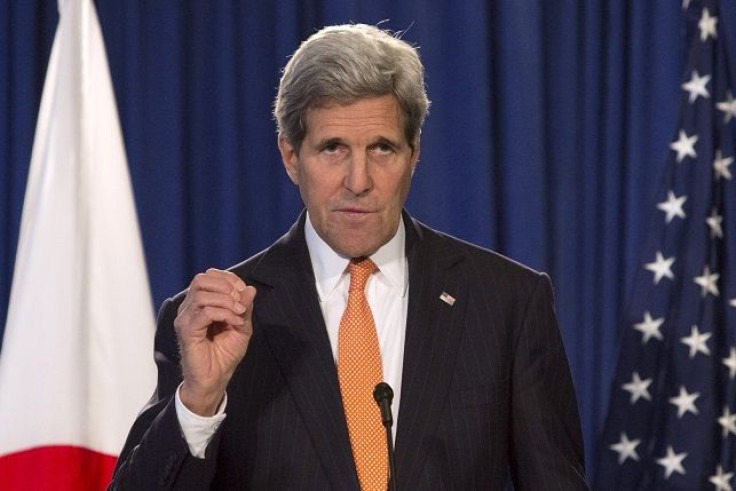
[313, 136, 405, 149]
[314, 137, 344, 148]
[373, 136, 404, 149]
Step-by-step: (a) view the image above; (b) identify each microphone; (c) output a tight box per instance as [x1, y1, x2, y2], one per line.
[373, 382, 397, 491]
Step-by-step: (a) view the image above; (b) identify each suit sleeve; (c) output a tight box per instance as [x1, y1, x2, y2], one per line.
[108, 297, 222, 490]
[508, 273, 590, 490]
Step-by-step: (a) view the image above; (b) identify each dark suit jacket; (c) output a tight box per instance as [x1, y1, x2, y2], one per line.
[110, 212, 588, 490]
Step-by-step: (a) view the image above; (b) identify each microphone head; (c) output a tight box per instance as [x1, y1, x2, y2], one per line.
[373, 382, 394, 404]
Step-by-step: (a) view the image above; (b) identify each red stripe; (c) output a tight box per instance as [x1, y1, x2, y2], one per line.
[0, 446, 117, 491]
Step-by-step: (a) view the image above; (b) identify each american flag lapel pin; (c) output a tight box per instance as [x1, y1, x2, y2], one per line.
[439, 291, 456, 306]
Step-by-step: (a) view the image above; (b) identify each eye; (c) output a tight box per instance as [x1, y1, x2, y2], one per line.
[371, 142, 395, 156]
[321, 141, 344, 156]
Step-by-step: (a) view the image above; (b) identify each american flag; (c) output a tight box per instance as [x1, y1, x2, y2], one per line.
[596, 0, 736, 489]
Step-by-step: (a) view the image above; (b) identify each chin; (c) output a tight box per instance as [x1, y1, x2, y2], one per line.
[332, 237, 383, 259]
[320, 219, 396, 258]
[336, 245, 376, 259]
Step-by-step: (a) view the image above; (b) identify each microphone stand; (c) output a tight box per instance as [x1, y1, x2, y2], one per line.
[384, 419, 397, 491]
[374, 382, 397, 491]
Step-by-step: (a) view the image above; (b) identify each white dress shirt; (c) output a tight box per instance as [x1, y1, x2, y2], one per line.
[176, 214, 409, 457]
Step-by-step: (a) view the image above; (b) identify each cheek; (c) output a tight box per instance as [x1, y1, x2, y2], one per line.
[390, 170, 413, 205]
[299, 170, 337, 208]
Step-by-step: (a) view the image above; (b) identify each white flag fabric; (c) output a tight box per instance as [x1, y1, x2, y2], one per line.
[0, 0, 156, 489]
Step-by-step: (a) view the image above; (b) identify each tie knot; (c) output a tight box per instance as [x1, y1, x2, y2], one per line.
[348, 258, 376, 291]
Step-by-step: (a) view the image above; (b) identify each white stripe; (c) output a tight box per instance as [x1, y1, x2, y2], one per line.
[0, 0, 156, 457]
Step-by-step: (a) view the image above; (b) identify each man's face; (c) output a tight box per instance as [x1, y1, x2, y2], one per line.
[279, 95, 419, 258]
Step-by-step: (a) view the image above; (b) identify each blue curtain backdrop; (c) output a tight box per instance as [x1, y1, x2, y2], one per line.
[3, 0, 735, 481]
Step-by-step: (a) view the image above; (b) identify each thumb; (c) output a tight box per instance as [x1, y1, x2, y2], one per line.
[241, 285, 257, 327]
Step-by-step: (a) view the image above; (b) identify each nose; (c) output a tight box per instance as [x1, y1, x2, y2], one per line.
[344, 153, 372, 195]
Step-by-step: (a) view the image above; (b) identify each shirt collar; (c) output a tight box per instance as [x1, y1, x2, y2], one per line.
[304, 213, 407, 302]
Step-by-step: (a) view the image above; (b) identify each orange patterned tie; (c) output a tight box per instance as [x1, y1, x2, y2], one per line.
[338, 258, 388, 491]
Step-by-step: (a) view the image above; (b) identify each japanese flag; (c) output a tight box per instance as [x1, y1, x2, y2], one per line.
[0, 0, 156, 489]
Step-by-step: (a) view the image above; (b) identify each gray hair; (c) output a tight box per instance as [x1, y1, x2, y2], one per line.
[274, 24, 430, 153]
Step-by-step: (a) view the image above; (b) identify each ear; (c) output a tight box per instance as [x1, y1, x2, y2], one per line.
[410, 136, 420, 176]
[278, 135, 299, 185]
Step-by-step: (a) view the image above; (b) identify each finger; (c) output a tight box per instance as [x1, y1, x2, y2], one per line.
[179, 271, 248, 316]
[183, 290, 248, 316]
[240, 286, 257, 324]
[239, 285, 257, 308]
[204, 268, 247, 292]
[189, 272, 242, 296]
[181, 305, 246, 333]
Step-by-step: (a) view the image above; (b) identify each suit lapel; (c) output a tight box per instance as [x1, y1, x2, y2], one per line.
[395, 214, 468, 489]
[248, 215, 360, 490]
[244, 212, 467, 490]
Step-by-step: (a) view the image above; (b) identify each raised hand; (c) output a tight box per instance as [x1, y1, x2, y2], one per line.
[174, 269, 257, 416]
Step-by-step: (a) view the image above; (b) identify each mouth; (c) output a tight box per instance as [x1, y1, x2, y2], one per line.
[334, 208, 375, 219]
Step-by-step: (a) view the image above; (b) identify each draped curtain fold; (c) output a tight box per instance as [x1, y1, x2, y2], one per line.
[4, 0, 733, 479]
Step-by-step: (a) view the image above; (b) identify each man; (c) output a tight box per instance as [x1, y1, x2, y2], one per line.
[110, 24, 588, 490]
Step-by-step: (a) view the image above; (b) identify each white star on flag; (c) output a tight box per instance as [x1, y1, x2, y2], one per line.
[633, 311, 664, 344]
[597, 0, 736, 485]
[657, 446, 687, 479]
[668, 386, 700, 419]
[717, 91, 736, 123]
[669, 129, 698, 163]
[681, 71, 711, 103]
[709, 465, 734, 491]
[657, 191, 687, 223]
[718, 406, 736, 438]
[622, 372, 653, 404]
[694, 265, 719, 297]
[609, 433, 641, 464]
[714, 150, 734, 180]
[698, 8, 718, 42]
[724, 348, 736, 380]
[707, 209, 724, 238]
[644, 251, 675, 284]
[681, 325, 712, 359]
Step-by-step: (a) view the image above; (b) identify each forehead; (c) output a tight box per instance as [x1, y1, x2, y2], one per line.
[304, 95, 405, 141]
